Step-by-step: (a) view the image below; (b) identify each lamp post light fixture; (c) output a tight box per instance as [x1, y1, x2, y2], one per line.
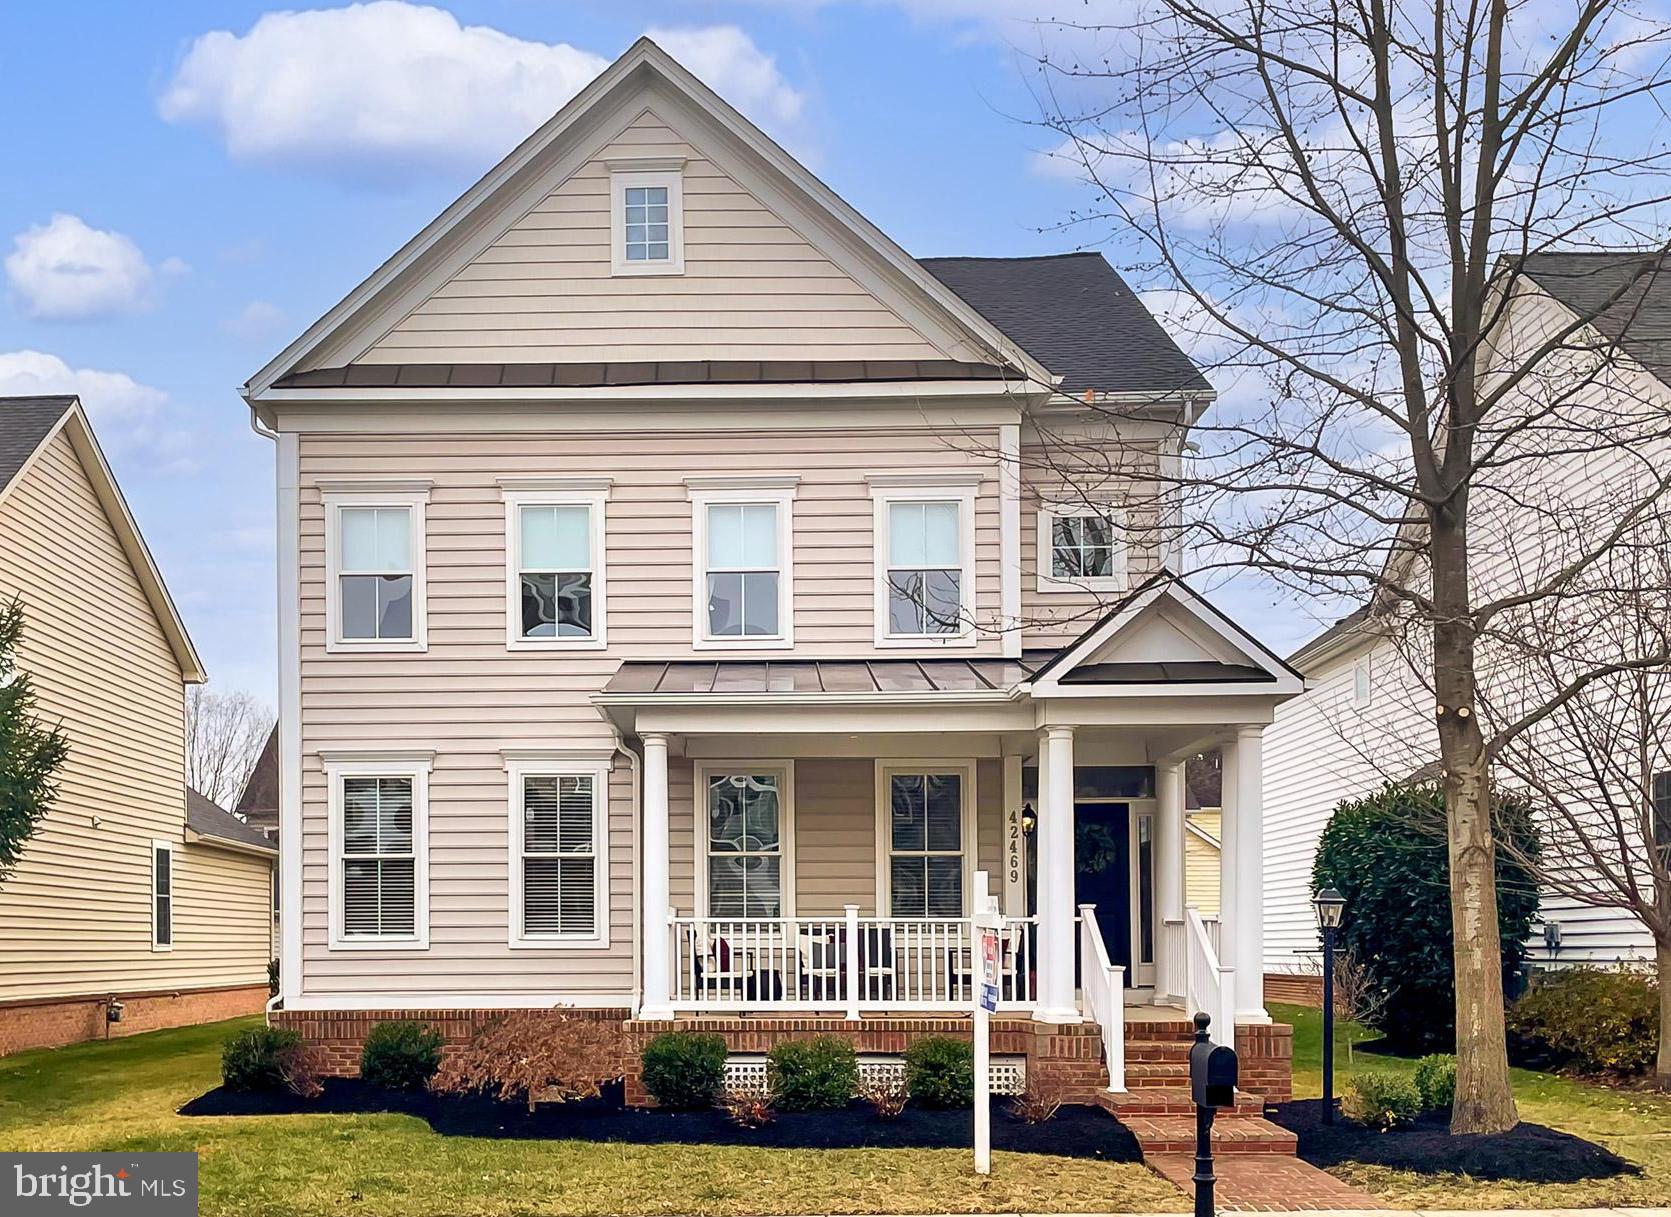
[1313, 887, 1347, 1124]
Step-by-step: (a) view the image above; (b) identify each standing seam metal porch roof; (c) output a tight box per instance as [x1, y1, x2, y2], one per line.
[601, 658, 1037, 696]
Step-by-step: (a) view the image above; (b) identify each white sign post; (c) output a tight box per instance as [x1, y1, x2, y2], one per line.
[972, 869, 1002, 1176]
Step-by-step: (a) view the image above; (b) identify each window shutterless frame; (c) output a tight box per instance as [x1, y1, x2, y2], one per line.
[867, 474, 980, 648]
[151, 840, 173, 951]
[873, 760, 976, 916]
[687, 477, 797, 650]
[323, 751, 433, 951]
[1352, 654, 1373, 709]
[1036, 501, 1128, 593]
[609, 160, 685, 276]
[505, 754, 611, 949]
[321, 486, 430, 653]
[500, 480, 610, 651]
[694, 761, 796, 920]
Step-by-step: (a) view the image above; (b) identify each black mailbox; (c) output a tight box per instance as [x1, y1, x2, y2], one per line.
[1188, 1012, 1238, 1108]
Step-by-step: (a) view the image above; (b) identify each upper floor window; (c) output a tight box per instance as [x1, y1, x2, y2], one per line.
[322, 484, 430, 653]
[501, 480, 610, 650]
[1038, 503, 1127, 592]
[610, 162, 685, 276]
[1653, 770, 1671, 854]
[687, 478, 796, 649]
[326, 752, 432, 950]
[868, 474, 979, 647]
[1352, 654, 1373, 709]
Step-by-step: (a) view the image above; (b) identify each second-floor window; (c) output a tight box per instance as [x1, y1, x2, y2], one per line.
[323, 485, 429, 652]
[502, 482, 609, 650]
[1038, 503, 1127, 592]
[869, 477, 977, 645]
[1654, 770, 1671, 855]
[688, 479, 796, 649]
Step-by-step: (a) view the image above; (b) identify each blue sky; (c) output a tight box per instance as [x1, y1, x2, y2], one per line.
[0, 1, 1301, 705]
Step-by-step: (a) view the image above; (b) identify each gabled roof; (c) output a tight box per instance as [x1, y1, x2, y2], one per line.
[247, 37, 1055, 400]
[920, 253, 1214, 398]
[0, 396, 206, 683]
[1521, 251, 1671, 388]
[235, 726, 279, 830]
[187, 789, 277, 855]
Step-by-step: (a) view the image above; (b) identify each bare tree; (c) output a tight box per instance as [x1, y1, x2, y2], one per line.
[1332, 945, 1392, 1067]
[1024, 0, 1671, 1131]
[186, 686, 275, 809]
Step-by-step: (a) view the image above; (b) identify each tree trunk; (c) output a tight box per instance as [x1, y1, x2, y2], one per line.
[1657, 936, 1671, 1090]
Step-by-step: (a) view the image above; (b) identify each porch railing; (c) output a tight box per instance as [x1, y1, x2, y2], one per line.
[1159, 913, 1219, 1004]
[669, 909, 1038, 1015]
[1181, 904, 1235, 1045]
[1077, 904, 1126, 1092]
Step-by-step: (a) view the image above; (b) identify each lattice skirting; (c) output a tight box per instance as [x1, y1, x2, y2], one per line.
[721, 1053, 1026, 1097]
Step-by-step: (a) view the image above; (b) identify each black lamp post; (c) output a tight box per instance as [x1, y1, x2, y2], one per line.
[1313, 887, 1346, 1124]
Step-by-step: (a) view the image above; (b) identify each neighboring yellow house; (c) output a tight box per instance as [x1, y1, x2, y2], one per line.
[1185, 809, 1222, 916]
[0, 395, 275, 1055]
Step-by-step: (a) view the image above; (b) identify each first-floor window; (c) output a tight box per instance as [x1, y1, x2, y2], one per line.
[888, 772, 964, 916]
[516, 770, 602, 940]
[340, 775, 417, 939]
[152, 843, 173, 948]
[706, 772, 783, 917]
[1654, 770, 1671, 854]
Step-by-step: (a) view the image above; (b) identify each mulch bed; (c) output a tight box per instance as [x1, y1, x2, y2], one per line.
[1272, 1098, 1639, 1183]
[180, 1081, 1142, 1159]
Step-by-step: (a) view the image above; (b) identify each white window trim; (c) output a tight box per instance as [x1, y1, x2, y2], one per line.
[325, 752, 433, 951]
[500, 482, 610, 651]
[1352, 653, 1373, 709]
[505, 754, 612, 950]
[609, 160, 686, 277]
[687, 478, 798, 651]
[1036, 501, 1129, 594]
[868, 477, 979, 649]
[150, 839, 174, 952]
[323, 488, 430, 654]
[873, 760, 977, 917]
[694, 760, 797, 920]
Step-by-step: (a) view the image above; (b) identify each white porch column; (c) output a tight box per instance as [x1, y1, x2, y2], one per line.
[1154, 760, 1186, 1002]
[1230, 725, 1268, 1020]
[1035, 725, 1080, 1022]
[639, 732, 674, 1020]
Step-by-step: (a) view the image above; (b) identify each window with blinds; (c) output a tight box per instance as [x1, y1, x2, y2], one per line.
[518, 774, 599, 938]
[341, 776, 417, 938]
[888, 772, 964, 916]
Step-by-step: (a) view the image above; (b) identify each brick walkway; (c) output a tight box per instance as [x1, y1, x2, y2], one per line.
[1146, 1152, 1387, 1211]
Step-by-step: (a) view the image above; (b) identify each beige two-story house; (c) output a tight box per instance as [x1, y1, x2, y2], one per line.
[248, 40, 1303, 1118]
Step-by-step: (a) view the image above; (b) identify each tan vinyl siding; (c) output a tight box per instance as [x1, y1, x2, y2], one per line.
[0, 431, 271, 1000]
[1184, 810, 1221, 916]
[363, 112, 948, 365]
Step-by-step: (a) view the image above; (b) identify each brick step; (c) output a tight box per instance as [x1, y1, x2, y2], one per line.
[1123, 1062, 1193, 1084]
[1115, 1113, 1298, 1156]
[1124, 1041, 1195, 1063]
[1098, 1085, 1266, 1116]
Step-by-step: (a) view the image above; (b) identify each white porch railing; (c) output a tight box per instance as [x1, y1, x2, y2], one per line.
[669, 908, 1037, 1015]
[1077, 904, 1126, 1092]
[1181, 904, 1235, 1045]
[1160, 913, 1220, 1004]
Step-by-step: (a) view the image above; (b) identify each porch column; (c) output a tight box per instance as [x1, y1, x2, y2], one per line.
[639, 731, 673, 1020]
[1035, 725, 1080, 1022]
[1230, 725, 1268, 1020]
[1154, 760, 1186, 1002]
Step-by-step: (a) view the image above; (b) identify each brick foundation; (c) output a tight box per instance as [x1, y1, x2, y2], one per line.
[0, 983, 271, 1056]
[1235, 1020, 1294, 1103]
[1266, 972, 1325, 1007]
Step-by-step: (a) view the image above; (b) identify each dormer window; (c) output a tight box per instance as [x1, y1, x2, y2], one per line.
[610, 160, 685, 276]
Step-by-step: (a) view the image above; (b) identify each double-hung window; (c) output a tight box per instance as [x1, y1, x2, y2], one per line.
[869, 474, 978, 645]
[327, 754, 431, 949]
[1654, 771, 1671, 856]
[882, 767, 968, 916]
[151, 841, 173, 950]
[507, 754, 610, 948]
[323, 485, 430, 652]
[610, 162, 685, 276]
[1037, 502, 1127, 592]
[702, 766, 790, 919]
[502, 481, 609, 649]
[688, 478, 796, 648]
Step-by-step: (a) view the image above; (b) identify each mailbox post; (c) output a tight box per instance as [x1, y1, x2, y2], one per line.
[1188, 1011, 1238, 1217]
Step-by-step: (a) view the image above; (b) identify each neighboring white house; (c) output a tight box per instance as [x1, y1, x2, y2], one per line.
[1263, 253, 1671, 978]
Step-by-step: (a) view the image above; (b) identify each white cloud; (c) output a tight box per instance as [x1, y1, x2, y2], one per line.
[222, 300, 286, 341]
[159, 3, 808, 186]
[4, 214, 180, 321]
[0, 350, 196, 476]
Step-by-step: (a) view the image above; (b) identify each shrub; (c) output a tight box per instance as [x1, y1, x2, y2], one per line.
[1312, 781, 1540, 1051]
[360, 1020, 444, 1091]
[1412, 1054, 1457, 1113]
[904, 1036, 974, 1108]
[640, 1032, 728, 1109]
[1509, 966, 1659, 1076]
[1344, 1071, 1423, 1130]
[722, 1089, 776, 1128]
[431, 1008, 622, 1111]
[221, 1025, 322, 1097]
[858, 1074, 908, 1119]
[1007, 1073, 1065, 1124]
[766, 1036, 858, 1111]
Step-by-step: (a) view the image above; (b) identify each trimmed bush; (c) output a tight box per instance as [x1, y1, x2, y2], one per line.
[767, 1036, 858, 1111]
[904, 1036, 974, 1108]
[360, 1019, 444, 1091]
[1344, 1070, 1423, 1130]
[641, 1032, 728, 1109]
[1509, 966, 1659, 1076]
[1312, 781, 1540, 1051]
[221, 1026, 304, 1092]
[1412, 1054, 1456, 1112]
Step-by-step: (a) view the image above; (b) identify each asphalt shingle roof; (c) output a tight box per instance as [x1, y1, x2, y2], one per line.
[0, 396, 74, 495]
[187, 789, 278, 853]
[918, 252, 1213, 397]
[1521, 251, 1671, 386]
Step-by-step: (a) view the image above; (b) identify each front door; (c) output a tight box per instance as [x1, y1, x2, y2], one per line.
[1075, 801, 1133, 972]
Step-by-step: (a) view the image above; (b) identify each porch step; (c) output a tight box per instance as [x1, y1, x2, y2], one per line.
[1115, 1113, 1299, 1156]
[1098, 1085, 1266, 1116]
[1123, 1039, 1195, 1064]
[1123, 1062, 1194, 1086]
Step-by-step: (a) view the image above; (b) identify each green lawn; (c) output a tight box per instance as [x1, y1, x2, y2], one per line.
[1274, 1001, 1671, 1208]
[0, 1018, 1182, 1217]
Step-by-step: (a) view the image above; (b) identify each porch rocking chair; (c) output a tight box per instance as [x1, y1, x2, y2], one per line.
[696, 930, 749, 1002]
[795, 929, 842, 1004]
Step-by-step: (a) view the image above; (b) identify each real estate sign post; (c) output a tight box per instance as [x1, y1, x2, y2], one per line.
[972, 869, 1001, 1175]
